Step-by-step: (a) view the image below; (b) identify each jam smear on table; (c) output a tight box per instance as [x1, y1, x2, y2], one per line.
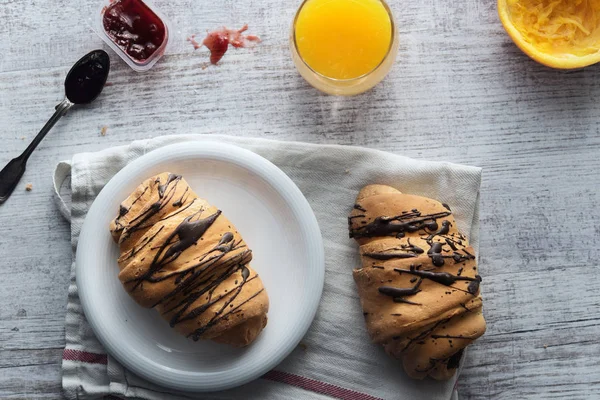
[103, 0, 166, 63]
[187, 25, 260, 65]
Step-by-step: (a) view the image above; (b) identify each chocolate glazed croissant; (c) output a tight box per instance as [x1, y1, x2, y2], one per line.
[348, 185, 486, 380]
[109, 173, 269, 347]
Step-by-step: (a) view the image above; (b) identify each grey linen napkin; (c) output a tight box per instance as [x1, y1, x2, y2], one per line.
[55, 134, 481, 400]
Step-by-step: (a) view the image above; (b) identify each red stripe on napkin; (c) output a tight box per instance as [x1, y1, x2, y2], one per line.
[262, 370, 383, 400]
[62, 350, 382, 399]
[63, 349, 108, 365]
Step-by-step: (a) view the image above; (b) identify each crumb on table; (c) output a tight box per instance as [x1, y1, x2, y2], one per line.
[25, 183, 33, 191]
[100, 126, 108, 136]
[299, 342, 308, 351]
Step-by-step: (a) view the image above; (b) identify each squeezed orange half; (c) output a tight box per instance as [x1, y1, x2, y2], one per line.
[499, 0, 600, 68]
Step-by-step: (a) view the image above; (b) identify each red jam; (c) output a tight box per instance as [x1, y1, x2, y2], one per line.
[102, 0, 166, 63]
[187, 25, 261, 65]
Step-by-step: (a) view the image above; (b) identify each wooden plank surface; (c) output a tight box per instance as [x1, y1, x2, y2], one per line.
[1, 0, 599, 398]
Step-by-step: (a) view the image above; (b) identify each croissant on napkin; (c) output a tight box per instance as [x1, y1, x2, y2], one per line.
[348, 185, 486, 380]
[109, 172, 269, 347]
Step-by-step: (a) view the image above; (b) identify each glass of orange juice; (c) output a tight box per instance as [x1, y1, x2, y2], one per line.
[291, 0, 398, 96]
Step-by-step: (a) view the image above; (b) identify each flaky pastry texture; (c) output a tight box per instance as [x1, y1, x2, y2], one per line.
[348, 184, 486, 379]
[110, 173, 269, 347]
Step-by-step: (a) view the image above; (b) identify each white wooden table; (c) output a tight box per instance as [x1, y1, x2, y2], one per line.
[1, 0, 599, 398]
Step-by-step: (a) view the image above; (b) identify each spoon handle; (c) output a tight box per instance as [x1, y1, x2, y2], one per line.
[22, 99, 73, 161]
[0, 98, 73, 205]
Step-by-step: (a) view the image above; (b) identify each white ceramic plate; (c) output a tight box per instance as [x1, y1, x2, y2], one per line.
[76, 142, 324, 392]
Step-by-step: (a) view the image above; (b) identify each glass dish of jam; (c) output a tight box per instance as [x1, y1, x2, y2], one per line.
[95, 0, 170, 71]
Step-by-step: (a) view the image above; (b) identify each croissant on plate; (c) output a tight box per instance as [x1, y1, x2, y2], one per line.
[348, 184, 486, 380]
[109, 172, 269, 347]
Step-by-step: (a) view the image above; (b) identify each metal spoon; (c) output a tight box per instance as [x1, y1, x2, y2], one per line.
[0, 49, 110, 204]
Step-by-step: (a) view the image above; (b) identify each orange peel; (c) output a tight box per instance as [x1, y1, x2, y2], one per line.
[498, 0, 600, 69]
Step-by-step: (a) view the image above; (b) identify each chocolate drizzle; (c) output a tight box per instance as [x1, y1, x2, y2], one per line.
[115, 174, 184, 241]
[173, 187, 190, 207]
[349, 210, 451, 239]
[378, 279, 423, 305]
[396, 318, 450, 350]
[158, 237, 247, 302]
[129, 209, 222, 290]
[446, 349, 464, 370]
[394, 267, 481, 294]
[157, 173, 180, 196]
[426, 220, 451, 241]
[467, 276, 482, 295]
[427, 242, 445, 267]
[365, 252, 416, 260]
[353, 204, 367, 212]
[363, 239, 425, 260]
[119, 205, 129, 217]
[113, 186, 149, 233]
[422, 220, 474, 267]
[349, 193, 484, 378]
[349, 203, 474, 269]
[123, 203, 265, 341]
[123, 226, 164, 260]
[414, 348, 464, 374]
[445, 238, 458, 251]
[423, 220, 476, 267]
[348, 214, 366, 221]
[431, 334, 473, 340]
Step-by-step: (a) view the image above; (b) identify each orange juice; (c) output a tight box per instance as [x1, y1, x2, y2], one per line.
[291, 0, 397, 95]
[294, 0, 392, 80]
